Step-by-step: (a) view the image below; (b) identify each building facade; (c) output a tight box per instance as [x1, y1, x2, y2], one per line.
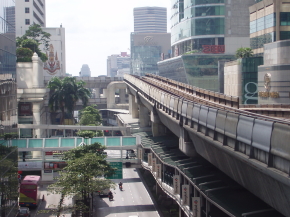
[15, 0, 46, 37]
[157, 0, 256, 92]
[42, 27, 66, 77]
[250, 0, 290, 55]
[130, 33, 171, 76]
[79, 64, 91, 77]
[0, 1, 19, 215]
[133, 7, 167, 33]
[107, 52, 130, 77]
[0, 0, 18, 135]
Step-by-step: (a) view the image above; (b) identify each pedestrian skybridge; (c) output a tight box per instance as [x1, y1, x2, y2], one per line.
[10, 136, 138, 151]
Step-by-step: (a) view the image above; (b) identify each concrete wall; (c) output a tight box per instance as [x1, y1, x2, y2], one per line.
[17, 53, 44, 89]
[224, 60, 242, 98]
[258, 40, 290, 104]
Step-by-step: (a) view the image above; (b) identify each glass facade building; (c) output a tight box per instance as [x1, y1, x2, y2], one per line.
[0, 0, 18, 135]
[249, 0, 290, 55]
[130, 33, 171, 76]
[0, 143, 18, 217]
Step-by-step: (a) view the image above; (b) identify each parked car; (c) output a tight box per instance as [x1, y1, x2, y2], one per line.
[17, 207, 30, 217]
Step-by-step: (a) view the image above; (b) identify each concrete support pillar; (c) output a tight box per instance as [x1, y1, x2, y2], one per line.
[32, 102, 42, 138]
[179, 128, 197, 157]
[151, 110, 166, 137]
[32, 53, 40, 88]
[103, 89, 107, 98]
[129, 94, 139, 118]
[139, 104, 150, 128]
[95, 88, 100, 98]
[119, 89, 126, 104]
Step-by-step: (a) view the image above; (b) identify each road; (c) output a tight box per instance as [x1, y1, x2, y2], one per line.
[95, 168, 160, 217]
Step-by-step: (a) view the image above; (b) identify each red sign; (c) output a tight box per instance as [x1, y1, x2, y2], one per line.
[202, 45, 225, 54]
[45, 152, 53, 155]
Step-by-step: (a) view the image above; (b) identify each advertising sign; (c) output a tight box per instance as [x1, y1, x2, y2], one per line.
[156, 164, 162, 179]
[202, 45, 225, 54]
[18, 162, 42, 170]
[182, 185, 190, 206]
[148, 153, 152, 166]
[173, 175, 180, 194]
[192, 197, 201, 217]
[19, 103, 32, 116]
[138, 148, 143, 160]
[152, 158, 156, 172]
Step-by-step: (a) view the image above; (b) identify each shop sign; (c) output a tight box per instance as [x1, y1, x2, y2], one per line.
[19, 103, 32, 116]
[202, 45, 225, 54]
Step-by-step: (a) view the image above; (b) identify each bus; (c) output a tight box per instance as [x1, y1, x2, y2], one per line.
[19, 175, 41, 207]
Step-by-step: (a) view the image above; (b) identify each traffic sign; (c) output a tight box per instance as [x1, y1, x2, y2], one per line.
[106, 162, 123, 179]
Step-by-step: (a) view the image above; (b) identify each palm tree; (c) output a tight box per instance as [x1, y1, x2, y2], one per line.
[235, 47, 254, 58]
[47, 77, 91, 125]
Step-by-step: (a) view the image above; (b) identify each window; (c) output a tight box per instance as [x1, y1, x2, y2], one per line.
[25, 0, 29, 2]
[25, 19, 30, 25]
[25, 8, 30, 13]
[280, 12, 290, 26]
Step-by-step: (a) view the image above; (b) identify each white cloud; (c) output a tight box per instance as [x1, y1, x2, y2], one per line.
[46, 0, 171, 76]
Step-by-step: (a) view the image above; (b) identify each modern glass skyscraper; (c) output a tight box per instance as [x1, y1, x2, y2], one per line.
[157, 0, 256, 92]
[0, 0, 18, 135]
[134, 7, 167, 33]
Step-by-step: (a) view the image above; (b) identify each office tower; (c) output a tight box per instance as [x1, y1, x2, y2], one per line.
[157, 0, 256, 92]
[0, 1, 19, 215]
[80, 64, 91, 77]
[107, 52, 130, 77]
[134, 7, 167, 33]
[250, 0, 290, 55]
[15, 0, 46, 37]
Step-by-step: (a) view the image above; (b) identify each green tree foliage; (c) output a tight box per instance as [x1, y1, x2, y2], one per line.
[16, 48, 33, 62]
[76, 130, 96, 138]
[47, 143, 116, 216]
[16, 24, 51, 62]
[235, 47, 254, 58]
[47, 77, 91, 125]
[79, 105, 102, 126]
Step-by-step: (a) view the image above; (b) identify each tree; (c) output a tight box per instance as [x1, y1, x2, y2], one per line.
[78, 105, 103, 137]
[235, 47, 254, 58]
[47, 143, 116, 217]
[47, 77, 91, 125]
[79, 105, 102, 126]
[16, 24, 51, 62]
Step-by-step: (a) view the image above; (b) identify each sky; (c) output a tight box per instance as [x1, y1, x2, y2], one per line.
[46, 0, 171, 77]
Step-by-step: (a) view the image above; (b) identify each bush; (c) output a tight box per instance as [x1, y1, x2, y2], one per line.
[16, 48, 33, 62]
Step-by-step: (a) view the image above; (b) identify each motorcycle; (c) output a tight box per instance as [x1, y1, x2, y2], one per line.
[119, 185, 123, 191]
[108, 194, 114, 201]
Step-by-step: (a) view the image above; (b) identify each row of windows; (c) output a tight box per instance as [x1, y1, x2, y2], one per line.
[250, 13, 275, 34]
[250, 32, 275, 49]
[250, 12, 290, 34]
[184, 5, 225, 18]
[171, 17, 225, 44]
[184, 0, 225, 8]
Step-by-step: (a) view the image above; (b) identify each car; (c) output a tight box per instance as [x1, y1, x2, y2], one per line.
[17, 207, 30, 217]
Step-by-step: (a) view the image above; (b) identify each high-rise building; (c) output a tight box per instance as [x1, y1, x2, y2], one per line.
[107, 52, 130, 77]
[0, 1, 19, 215]
[249, 0, 290, 56]
[130, 32, 171, 76]
[15, 0, 46, 37]
[0, 0, 18, 135]
[157, 0, 256, 92]
[79, 64, 91, 77]
[134, 7, 167, 33]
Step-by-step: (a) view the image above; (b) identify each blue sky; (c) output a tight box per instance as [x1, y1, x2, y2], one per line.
[46, 0, 171, 76]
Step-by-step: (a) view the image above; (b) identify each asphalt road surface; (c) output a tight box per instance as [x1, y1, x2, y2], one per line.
[95, 168, 160, 217]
